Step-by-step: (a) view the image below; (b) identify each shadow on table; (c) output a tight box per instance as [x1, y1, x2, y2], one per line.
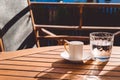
[83, 59, 120, 80]
[35, 59, 109, 80]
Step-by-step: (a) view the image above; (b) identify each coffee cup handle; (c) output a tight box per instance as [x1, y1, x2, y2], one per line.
[64, 42, 70, 54]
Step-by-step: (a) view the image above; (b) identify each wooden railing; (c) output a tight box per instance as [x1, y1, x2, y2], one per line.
[28, 1, 120, 47]
[30, 2, 120, 30]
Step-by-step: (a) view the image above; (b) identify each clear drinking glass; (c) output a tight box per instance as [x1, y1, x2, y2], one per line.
[90, 32, 114, 62]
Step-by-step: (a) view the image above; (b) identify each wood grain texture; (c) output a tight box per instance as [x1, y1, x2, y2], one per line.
[0, 45, 120, 80]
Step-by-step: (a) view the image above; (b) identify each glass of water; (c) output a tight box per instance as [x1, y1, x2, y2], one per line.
[90, 32, 114, 62]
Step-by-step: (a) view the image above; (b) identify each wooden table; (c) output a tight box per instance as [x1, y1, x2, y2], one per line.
[0, 45, 120, 80]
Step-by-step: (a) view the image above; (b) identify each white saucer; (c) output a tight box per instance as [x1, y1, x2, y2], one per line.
[60, 51, 92, 62]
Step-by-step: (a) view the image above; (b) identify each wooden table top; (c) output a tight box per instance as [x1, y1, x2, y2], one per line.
[0, 45, 120, 80]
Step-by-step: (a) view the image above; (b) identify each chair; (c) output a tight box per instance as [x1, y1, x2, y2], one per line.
[28, 1, 90, 47]
[0, 33, 4, 52]
[28, 1, 120, 47]
[0, 0, 35, 51]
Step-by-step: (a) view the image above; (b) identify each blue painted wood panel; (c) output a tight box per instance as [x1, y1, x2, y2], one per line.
[30, 0, 120, 3]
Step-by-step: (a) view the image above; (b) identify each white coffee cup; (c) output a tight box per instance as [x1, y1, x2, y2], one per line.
[64, 41, 84, 60]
